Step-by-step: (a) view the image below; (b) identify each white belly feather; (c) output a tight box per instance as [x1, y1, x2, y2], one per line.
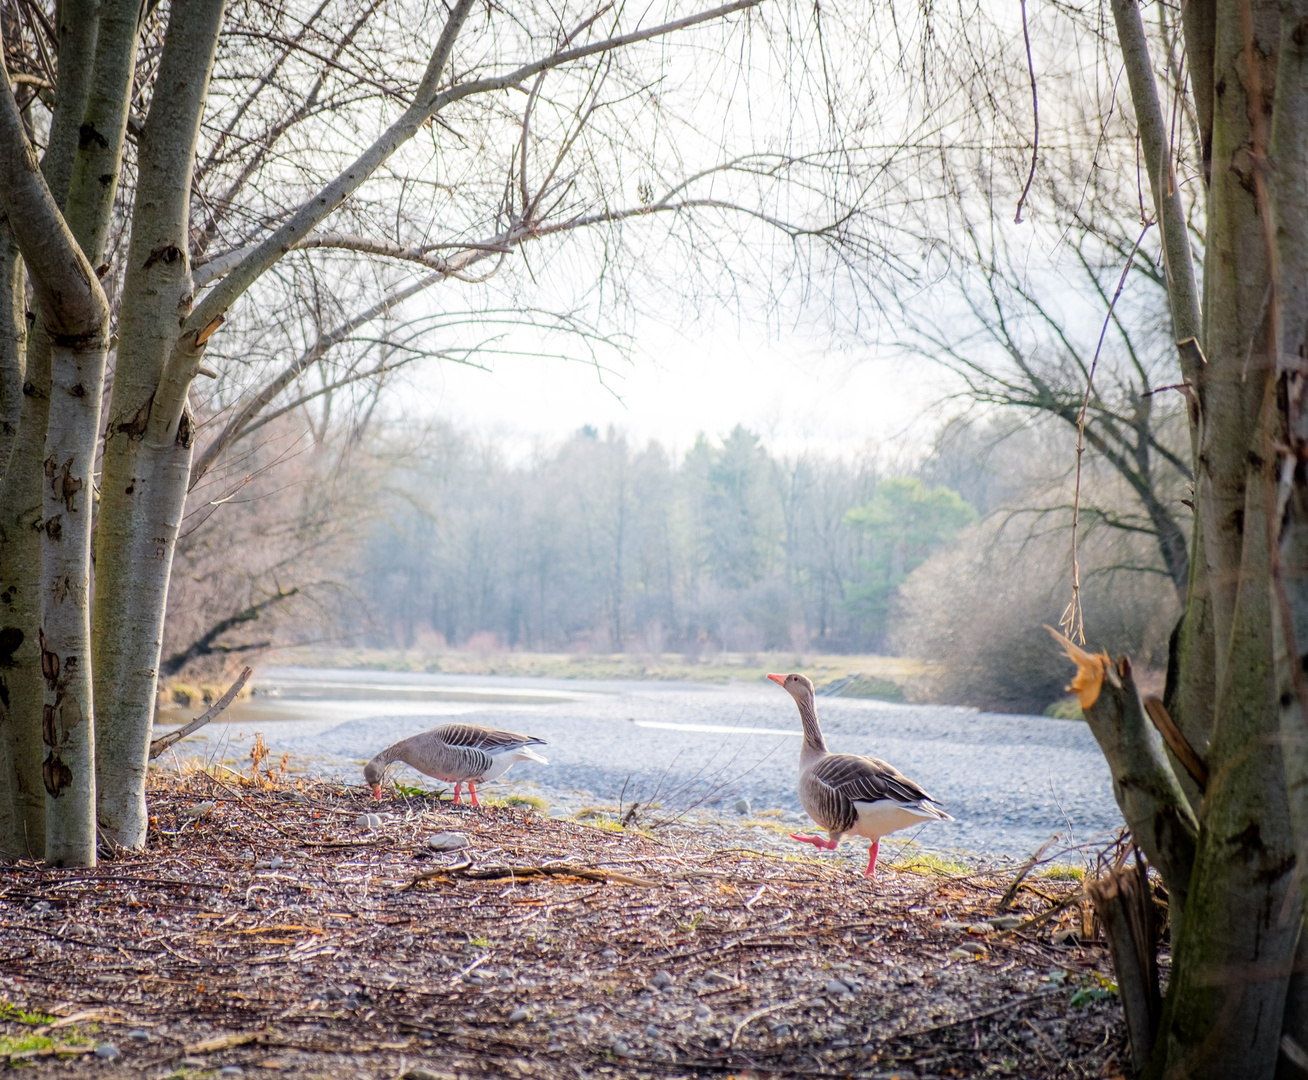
[850, 799, 942, 840]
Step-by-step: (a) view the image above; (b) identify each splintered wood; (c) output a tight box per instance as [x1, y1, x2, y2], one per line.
[0, 776, 1128, 1078]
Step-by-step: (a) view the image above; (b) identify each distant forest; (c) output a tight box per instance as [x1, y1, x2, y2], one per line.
[359, 424, 977, 655]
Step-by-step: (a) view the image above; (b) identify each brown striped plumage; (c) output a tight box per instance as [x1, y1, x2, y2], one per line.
[364, 723, 548, 805]
[768, 672, 951, 878]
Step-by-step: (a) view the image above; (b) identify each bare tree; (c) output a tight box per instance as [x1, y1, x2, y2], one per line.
[2, 0, 896, 862]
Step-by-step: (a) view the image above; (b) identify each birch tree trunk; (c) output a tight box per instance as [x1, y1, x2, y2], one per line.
[91, 0, 226, 848]
[0, 213, 40, 862]
[0, 50, 111, 869]
[0, 0, 105, 863]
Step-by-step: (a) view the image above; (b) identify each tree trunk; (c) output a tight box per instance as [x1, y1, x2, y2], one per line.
[91, 0, 226, 848]
[0, 254, 43, 863]
[39, 337, 106, 866]
[0, 35, 112, 869]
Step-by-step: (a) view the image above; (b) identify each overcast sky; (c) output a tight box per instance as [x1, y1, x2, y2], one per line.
[406, 314, 958, 460]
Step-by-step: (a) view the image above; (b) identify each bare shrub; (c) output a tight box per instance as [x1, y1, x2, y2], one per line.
[893, 516, 1178, 715]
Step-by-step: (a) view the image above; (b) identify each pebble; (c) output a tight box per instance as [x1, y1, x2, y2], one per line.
[734, 798, 751, 815]
[958, 941, 988, 955]
[650, 970, 674, 989]
[991, 915, 1025, 930]
[646, 1025, 660, 1039]
[825, 978, 853, 996]
[127, 1030, 150, 1042]
[426, 832, 469, 851]
[601, 949, 618, 959]
[939, 920, 971, 931]
[255, 855, 285, 870]
[355, 812, 382, 829]
[179, 1059, 207, 1069]
[94, 1043, 121, 1061]
[611, 1040, 630, 1056]
[219, 1069, 244, 1077]
[509, 1009, 530, 1023]
[968, 922, 992, 934]
[182, 801, 215, 818]
[693, 1003, 712, 1020]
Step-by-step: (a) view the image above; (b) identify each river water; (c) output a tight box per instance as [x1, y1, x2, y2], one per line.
[157, 666, 1119, 861]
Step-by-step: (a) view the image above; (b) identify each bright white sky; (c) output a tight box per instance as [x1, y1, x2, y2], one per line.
[407, 315, 958, 461]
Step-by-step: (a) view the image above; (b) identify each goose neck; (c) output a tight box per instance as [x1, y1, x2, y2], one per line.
[796, 693, 827, 755]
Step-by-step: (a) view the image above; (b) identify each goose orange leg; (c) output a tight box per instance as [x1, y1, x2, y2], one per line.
[789, 832, 838, 850]
[864, 840, 881, 878]
[468, 782, 480, 808]
[450, 783, 463, 805]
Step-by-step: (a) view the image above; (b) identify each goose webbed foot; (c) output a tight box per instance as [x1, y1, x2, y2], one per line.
[468, 782, 480, 808]
[789, 832, 838, 851]
[863, 839, 880, 879]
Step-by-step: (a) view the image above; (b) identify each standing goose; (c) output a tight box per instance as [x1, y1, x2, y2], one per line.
[363, 723, 548, 805]
[767, 672, 951, 878]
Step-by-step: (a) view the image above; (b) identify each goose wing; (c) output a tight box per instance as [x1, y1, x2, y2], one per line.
[811, 753, 941, 807]
[433, 723, 545, 752]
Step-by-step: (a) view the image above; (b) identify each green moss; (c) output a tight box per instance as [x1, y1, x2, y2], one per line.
[894, 851, 971, 876]
[0, 1001, 55, 1025]
[1036, 864, 1084, 881]
[500, 794, 548, 810]
[0, 1031, 55, 1056]
[1043, 697, 1085, 721]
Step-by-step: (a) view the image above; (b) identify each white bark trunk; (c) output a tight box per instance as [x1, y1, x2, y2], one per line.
[40, 339, 105, 866]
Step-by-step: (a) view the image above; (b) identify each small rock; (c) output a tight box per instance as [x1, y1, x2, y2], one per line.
[127, 1030, 150, 1042]
[269, 855, 284, 869]
[992, 915, 1024, 930]
[611, 1040, 630, 1056]
[694, 1003, 712, 1020]
[939, 920, 970, 931]
[651, 970, 674, 989]
[601, 948, 618, 959]
[509, 1008, 530, 1023]
[219, 1069, 244, 1077]
[958, 941, 988, 955]
[967, 922, 991, 934]
[646, 1024, 660, 1039]
[94, 1043, 121, 1061]
[825, 978, 853, 996]
[734, 798, 751, 815]
[355, 812, 383, 828]
[426, 832, 469, 851]
[179, 1059, 207, 1069]
[183, 801, 215, 819]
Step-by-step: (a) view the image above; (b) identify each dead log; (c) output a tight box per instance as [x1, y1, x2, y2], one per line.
[1087, 857, 1161, 1074]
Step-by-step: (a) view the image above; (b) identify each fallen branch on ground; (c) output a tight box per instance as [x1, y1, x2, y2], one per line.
[401, 863, 661, 891]
[149, 668, 253, 759]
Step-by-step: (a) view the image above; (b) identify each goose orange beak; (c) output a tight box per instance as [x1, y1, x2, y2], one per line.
[766, 673, 786, 685]
[371, 784, 383, 800]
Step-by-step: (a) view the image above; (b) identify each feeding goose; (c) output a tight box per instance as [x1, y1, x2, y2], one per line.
[767, 672, 951, 877]
[363, 723, 548, 805]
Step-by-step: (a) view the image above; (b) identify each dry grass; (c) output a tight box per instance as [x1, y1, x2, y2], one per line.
[0, 774, 1128, 1078]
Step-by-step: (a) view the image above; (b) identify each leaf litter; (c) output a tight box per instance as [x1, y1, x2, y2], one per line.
[0, 772, 1129, 1078]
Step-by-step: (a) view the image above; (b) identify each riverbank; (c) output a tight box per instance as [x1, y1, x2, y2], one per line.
[255, 648, 934, 700]
[0, 773, 1128, 1078]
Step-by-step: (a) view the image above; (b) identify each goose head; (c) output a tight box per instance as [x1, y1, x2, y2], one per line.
[363, 759, 385, 800]
[767, 672, 815, 702]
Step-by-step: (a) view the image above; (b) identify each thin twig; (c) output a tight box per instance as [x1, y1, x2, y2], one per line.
[1014, 0, 1040, 224]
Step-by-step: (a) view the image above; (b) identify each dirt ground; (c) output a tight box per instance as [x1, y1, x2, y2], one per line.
[0, 774, 1130, 1079]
